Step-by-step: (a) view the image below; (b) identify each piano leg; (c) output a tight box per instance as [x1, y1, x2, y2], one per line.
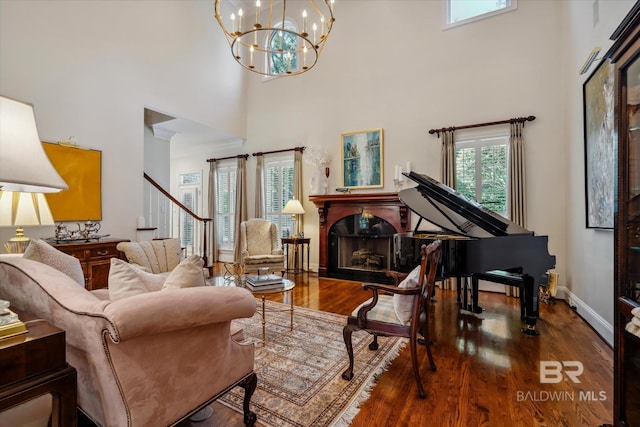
[457, 276, 483, 314]
[521, 275, 540, 336]
[469, 276, 483, 314]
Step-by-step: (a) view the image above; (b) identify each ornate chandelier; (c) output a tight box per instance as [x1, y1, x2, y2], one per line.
[214, 0, 335, 77]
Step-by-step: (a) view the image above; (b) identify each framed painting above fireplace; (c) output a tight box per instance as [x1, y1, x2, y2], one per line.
[341, 128, 383, 189]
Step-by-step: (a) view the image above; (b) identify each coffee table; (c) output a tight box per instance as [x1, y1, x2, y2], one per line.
[207, 275, 295, 347]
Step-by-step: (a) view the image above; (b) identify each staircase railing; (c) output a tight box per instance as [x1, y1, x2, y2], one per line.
[143, 173, 212, 268]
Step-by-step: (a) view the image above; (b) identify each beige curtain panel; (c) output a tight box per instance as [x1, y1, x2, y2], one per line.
[255, 154, 265, 218]
[506, 121, 527, 298]
[439, 129, 456, 290]
[208, 161, 218, 264]
[233, 156, 248, 263]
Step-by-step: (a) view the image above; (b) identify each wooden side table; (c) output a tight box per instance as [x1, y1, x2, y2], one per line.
[281, 237, 310, 276]
[0, 310, 77, 426]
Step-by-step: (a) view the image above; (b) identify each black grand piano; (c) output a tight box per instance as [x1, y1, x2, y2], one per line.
[393, 171, 556, 335]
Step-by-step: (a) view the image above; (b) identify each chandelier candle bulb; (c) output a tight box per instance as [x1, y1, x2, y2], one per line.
[250, 46, 254, 68]
[238, 8, 243, 33]
[303, 45, 307, 68]
[255, 1, 261, 27]
[313, 23, 317, 45]
[231, 13, 236, 34]
[302, 10, 307, 35]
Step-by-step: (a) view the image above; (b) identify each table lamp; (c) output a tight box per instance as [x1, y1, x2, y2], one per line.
[0, 95, 68, 253]
[0, 191, 55, 253]
[283, 198, 305, 237]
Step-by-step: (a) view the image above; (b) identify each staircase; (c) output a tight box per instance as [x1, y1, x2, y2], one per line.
[143, 173, 212, 271]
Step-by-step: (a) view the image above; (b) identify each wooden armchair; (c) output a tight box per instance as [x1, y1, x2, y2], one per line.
[341, 240, 442, 398]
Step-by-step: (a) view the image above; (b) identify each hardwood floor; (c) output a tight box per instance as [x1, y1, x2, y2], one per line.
[182, 266, 613, 427]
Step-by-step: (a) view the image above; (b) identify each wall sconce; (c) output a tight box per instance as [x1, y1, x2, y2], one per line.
[393, 161, 411, 191]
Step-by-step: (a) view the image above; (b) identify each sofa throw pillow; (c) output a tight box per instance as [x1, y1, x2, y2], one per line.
[392, 264, 422, 324]
[23, 239, 85, 286]
[162, 255, 206, 290]
[108, 258, 166, 301]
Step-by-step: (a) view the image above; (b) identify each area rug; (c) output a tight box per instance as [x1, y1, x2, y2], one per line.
[219, 300, 407, 427]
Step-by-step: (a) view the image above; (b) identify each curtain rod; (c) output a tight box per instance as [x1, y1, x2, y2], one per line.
[252, 146, 305, 156]
[206, 154, 249, 163]
[428, 115, 536, 137]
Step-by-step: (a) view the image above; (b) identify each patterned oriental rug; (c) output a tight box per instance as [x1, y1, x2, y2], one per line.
[219, 300, 407, 427]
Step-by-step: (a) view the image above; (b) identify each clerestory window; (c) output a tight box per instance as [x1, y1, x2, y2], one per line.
[268, 21, 298, 75]
[444, 0, 517, 30]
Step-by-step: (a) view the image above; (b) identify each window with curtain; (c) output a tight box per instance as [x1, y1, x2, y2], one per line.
[455, 132, 509, 217]
[268, 21, 298, 75]
[444, 0, 517, 29]
[216, 162, 237, 249]
[265, 156, 294, 235]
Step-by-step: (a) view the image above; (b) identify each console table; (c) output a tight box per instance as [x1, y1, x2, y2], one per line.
[0, 310, 77, 426]
[53, 238, 129, 290]
[282, 237, 310, 275]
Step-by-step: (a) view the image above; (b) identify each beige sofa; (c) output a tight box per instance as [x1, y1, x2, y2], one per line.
[0, 257, 258, 427]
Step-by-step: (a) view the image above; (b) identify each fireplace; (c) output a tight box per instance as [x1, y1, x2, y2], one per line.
[309, 193, 411, 283]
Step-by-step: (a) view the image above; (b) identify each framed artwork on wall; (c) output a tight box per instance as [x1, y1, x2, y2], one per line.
[341, 128, 384, 189]
[42, 142, 102, 222]
[583, 58, 615, 229]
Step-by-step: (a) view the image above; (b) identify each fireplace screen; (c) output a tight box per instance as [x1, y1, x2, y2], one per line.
[330, 214, 396, 276]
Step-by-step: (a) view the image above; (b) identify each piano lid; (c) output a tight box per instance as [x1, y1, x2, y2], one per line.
[399, 172, 531, 238]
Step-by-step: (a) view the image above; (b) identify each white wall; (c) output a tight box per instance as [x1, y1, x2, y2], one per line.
[563, 0, 636, 344]
[243, 1, 567, 294]
[0, 0, 247, 245]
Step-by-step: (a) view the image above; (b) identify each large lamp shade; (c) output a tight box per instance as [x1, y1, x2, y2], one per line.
[0, 95, 68, 193]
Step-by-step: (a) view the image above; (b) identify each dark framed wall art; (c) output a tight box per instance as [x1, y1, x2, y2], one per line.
[583, 58, 615, 229]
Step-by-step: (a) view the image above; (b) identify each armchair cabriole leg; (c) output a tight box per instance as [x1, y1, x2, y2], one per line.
[341, 324, 355, 380]
[240, 372, 258, 426]
[369, 334, 379, 351]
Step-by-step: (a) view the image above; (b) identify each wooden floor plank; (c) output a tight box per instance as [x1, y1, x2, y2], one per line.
[178, 266, 613, 427]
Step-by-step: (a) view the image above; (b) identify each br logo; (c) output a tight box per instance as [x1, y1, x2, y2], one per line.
[539, 361, 583, 383]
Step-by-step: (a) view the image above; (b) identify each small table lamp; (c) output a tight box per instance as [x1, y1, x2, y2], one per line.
[283, 198, 305, 237]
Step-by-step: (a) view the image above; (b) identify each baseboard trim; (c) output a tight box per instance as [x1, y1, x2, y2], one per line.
[556, 286, 613, 346]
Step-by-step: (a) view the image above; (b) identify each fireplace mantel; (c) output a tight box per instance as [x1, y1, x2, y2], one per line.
[309, 192, 411, 277]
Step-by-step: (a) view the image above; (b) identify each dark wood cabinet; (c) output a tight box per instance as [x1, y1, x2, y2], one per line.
[53, 238, 128, 290]
[610, 4, 640, 426]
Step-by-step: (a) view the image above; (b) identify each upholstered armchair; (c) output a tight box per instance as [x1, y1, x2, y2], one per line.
[116, 239, 183, 274]
[0, 257, 258, 427]
[239, 218, 285, 275]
